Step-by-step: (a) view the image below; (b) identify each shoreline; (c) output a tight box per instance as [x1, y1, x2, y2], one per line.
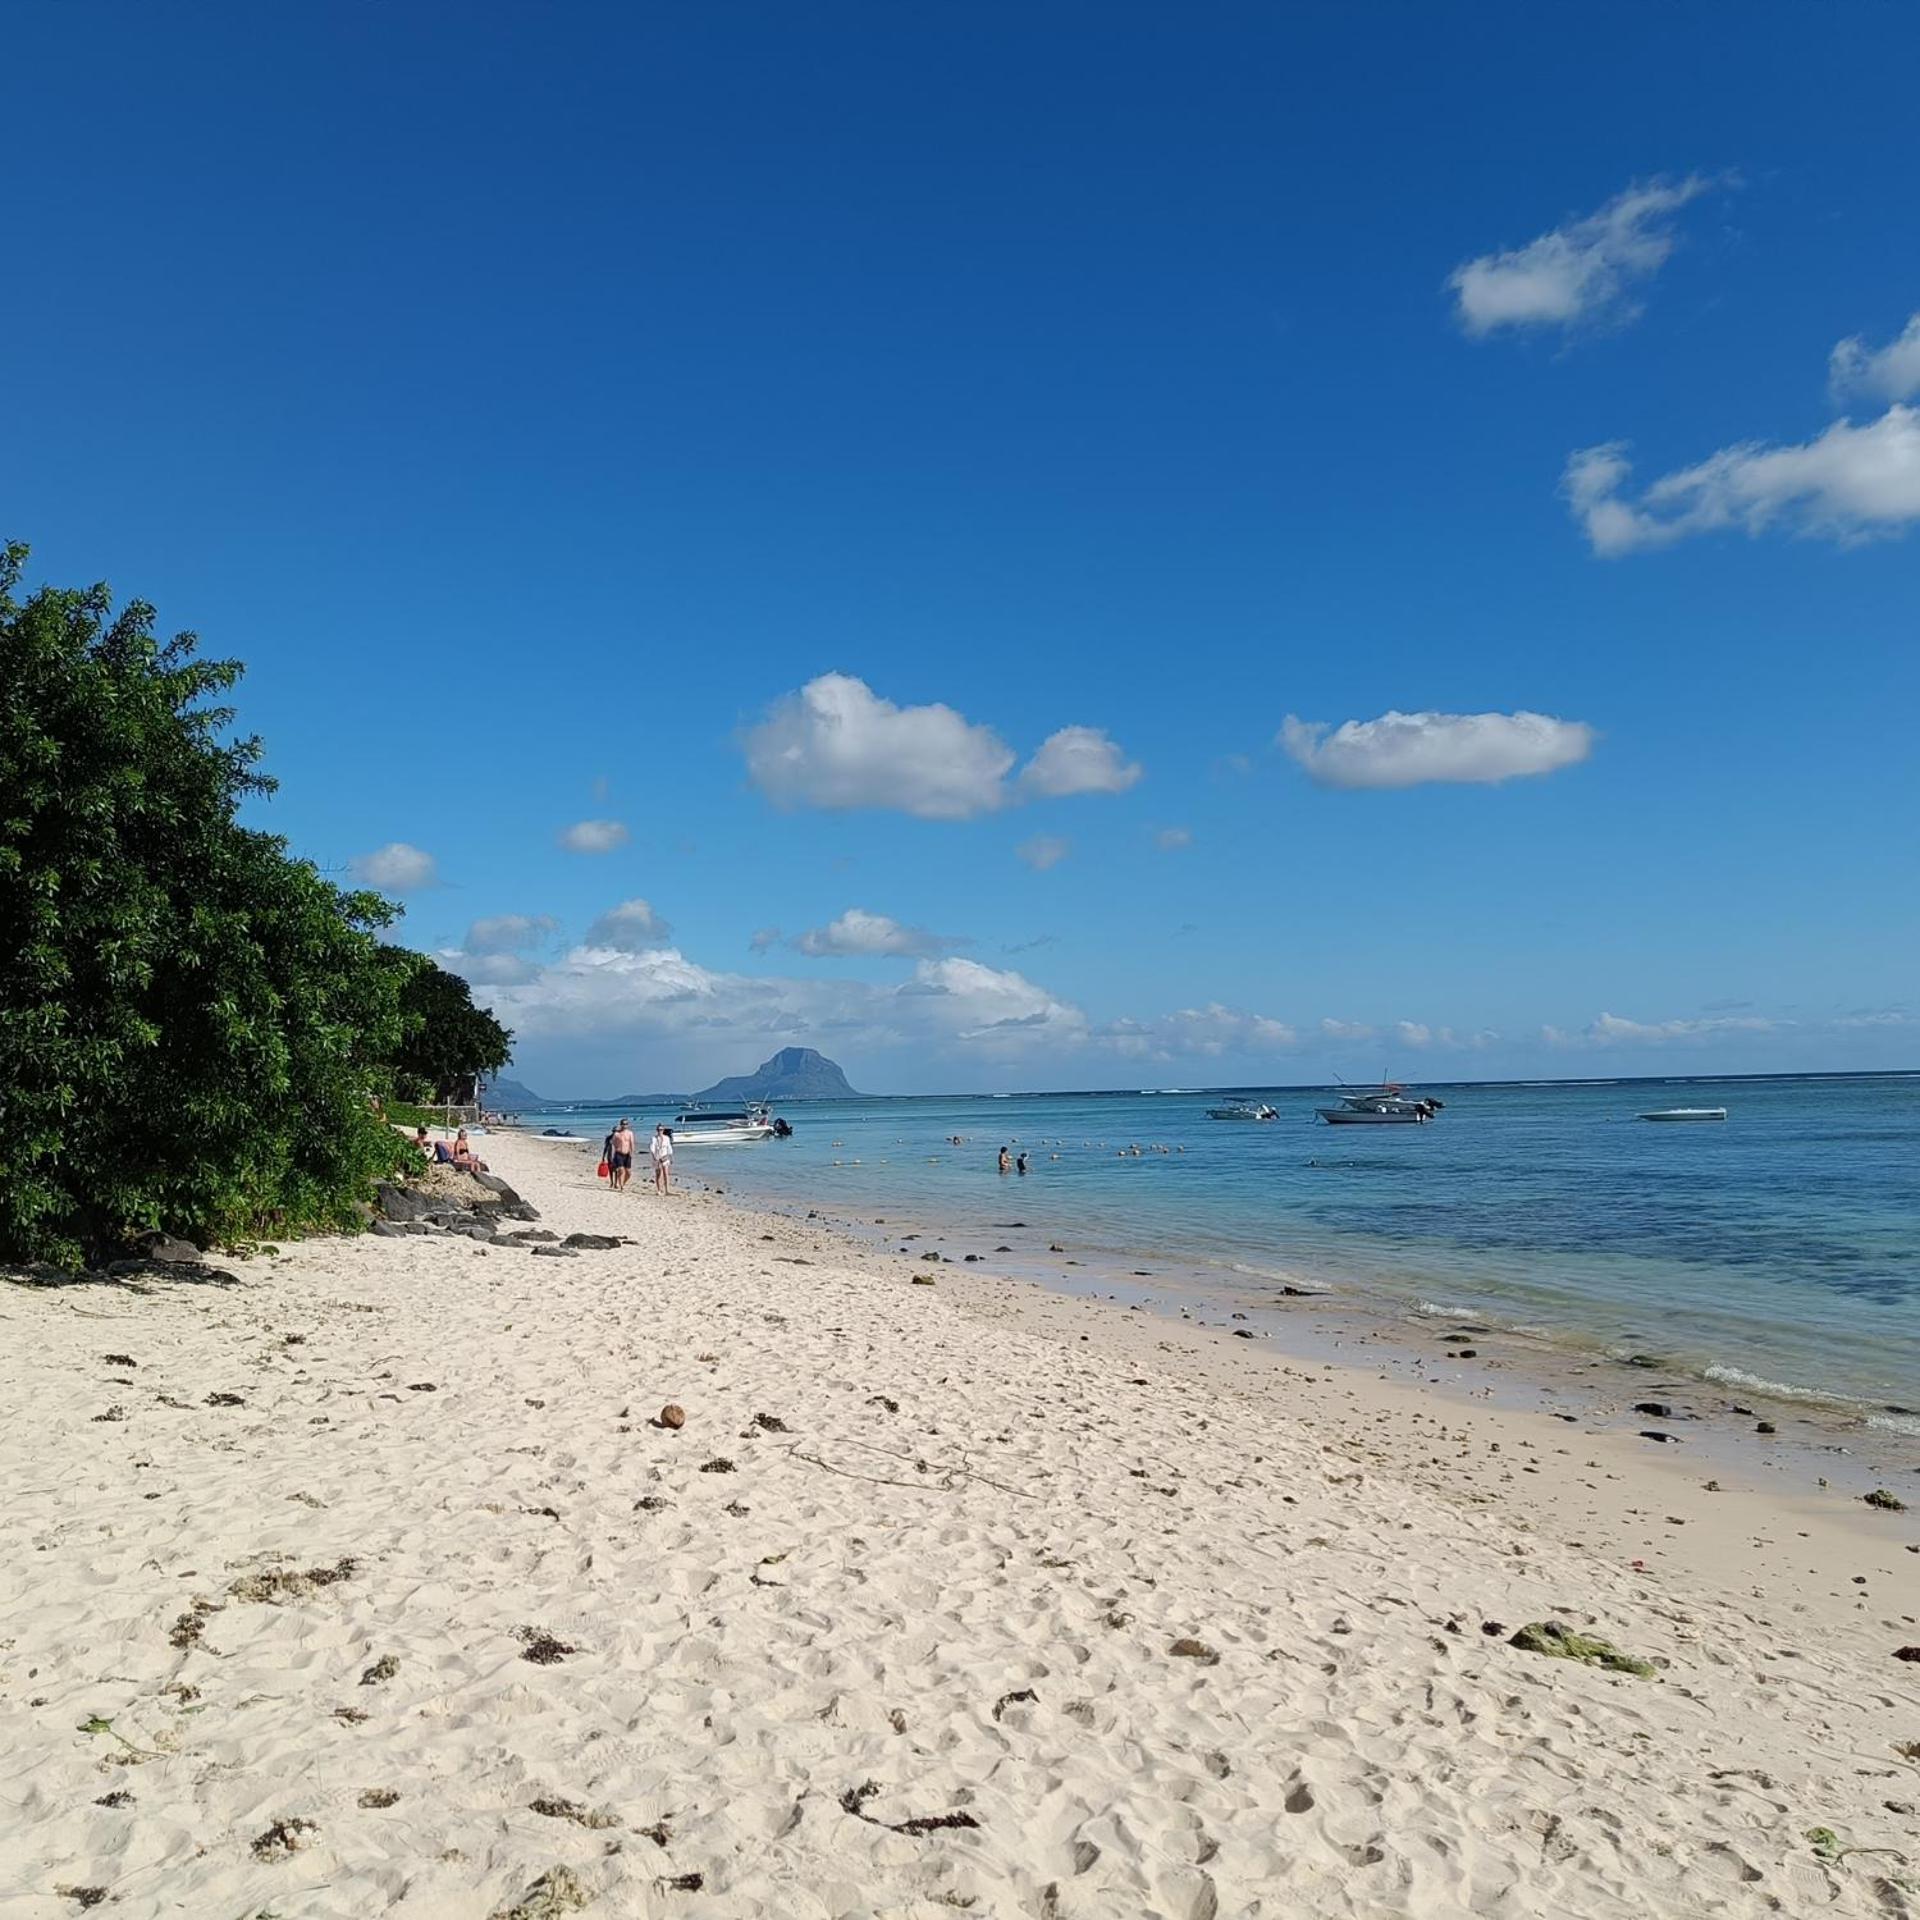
[503, 1086, 1920, 1429]
[5, 1129, 1917, 1917]
[517, 1126, 1920, 1522]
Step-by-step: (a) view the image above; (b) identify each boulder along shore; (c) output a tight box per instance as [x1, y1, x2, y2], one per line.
[2, 1129, 1916, 1918]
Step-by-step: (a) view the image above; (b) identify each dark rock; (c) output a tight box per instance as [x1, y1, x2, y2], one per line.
[496, 1228, 560, 1244]
[1863, 1487, 1909, 1512]
[135, 1231, 205, 1265]
[1232, 1328, 1256, 1339]
[368, 1220, 406, 1239]
[1625, 1354, 1660, 1369]
[563, 1233, 623, 1251]
[1639, 1430, 1681, 1443]
[458, 1225, 496, 1243]
[374, 1183, 431, 1223]
[1169, 1637, 1220, 1665]
[1755, 1421, 1777, 1435]
[1895, 1646, 1920, 1662]
[1632, 1402, 1674, 1418]
[531, 1245, 579, 1259]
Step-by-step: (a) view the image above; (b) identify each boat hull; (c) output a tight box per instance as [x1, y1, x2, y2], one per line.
[1637, 1109, 1727, 1122]
[1316, 1107, 1428, 1125]
[671, 1124, 776, 1144]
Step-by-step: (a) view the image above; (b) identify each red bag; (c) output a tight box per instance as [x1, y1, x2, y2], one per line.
[596, 1159, 610, 1179]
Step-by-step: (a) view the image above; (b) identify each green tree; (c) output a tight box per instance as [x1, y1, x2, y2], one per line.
[0, 542, 413, 1264]
[383, 947, 513, 1104]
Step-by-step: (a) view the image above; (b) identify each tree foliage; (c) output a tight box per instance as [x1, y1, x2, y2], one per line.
[0, 543, 507, 1264]
[383, 946, 513, 1103]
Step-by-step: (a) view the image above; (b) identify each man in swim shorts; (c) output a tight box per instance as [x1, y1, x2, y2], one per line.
[609, 1117, 636, 1191]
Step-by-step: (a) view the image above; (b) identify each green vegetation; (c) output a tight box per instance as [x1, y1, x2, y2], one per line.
[383, 944, 510, 1104]
[1508, 1620, 1657, 1677]
[0, 542, 512, 1266]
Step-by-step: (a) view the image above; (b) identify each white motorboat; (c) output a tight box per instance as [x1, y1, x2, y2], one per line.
[1207, 1102, 1278, 1121]
[1638, 1107, 1727, 1122]
[1315, 1085, 1441, 1125]
[669, 1104, 778, 1144]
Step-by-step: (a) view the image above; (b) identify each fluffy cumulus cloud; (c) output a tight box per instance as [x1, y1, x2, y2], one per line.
[1830, 312, 1920, 403]
[1318, 1018, 1378, 1042]
[1016, 834, 1071, 871]
[1097, 1003, 1295, 1060]
[466, 941, 1089, 1062]
[791, 908, 966, 959]
[558, 818, 631, 854]
[465, 914, 558, 955]
[1566, 409, 1920, 554]
[741, 673, 1016, 820]
[583, 897, 673, 951]
[1546, 1010, 1778, 1047]
[1449, 176, 1714, 336]
[741, 675, 1141, 819]
[1279, 710, 1595, 789]
[1019, 726, 1143, 798]
[349, 841, 438, 891]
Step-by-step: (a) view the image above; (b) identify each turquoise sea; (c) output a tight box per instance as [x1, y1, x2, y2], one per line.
[509, 1074, 1920, 1420]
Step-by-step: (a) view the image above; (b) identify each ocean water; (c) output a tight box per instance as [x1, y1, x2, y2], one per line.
[509, 1075, 1920, 1416]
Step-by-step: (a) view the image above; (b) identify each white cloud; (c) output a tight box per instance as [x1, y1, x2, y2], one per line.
[1020, 725, 1143, 798]
[465, 914, 557, 955]
[1567, 407, 1920, 553]
[1153, 826, 1193, 851]
[742, 675, 1143, 819]
[1547, 1010, 1779, 1047]
[1319, 1018, 1378, 1042]
[1016, 834, 1072, 871]
[584, 897, 673, 951]
[558, 818, 631, 854]
[443, 949, 540, 987]
[1395, 1020, 1433, 1049]
[741, 673, 1015, 820]
[471, 942, 1089, 1061]
[1830, 312, 1920, 403]
[748, 926, 782, 953]
[1279, 710, 1595, 789]
[791, 908, 966, 959]
[1449, 176, 1714, 336]
[1097, 1003, 1296, 1060]
[349, 841, 438, 891]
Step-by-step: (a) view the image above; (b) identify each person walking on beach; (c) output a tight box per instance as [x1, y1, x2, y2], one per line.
[651, 1123, 674, 1195]
[609, 1117, 636, 1192]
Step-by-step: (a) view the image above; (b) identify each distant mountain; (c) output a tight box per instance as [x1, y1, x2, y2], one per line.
[693, 1046, 858, 1103]
[483, 1077, 547, 1111]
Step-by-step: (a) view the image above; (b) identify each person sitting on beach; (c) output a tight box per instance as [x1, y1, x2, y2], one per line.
[451, 1127, 488, 1174]
[413, 1125, 432, 1158]
[609, 1118, 636, 1192]
[650, 1123, 674, 1194]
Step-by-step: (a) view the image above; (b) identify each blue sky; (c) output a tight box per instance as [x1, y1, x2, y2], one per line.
[6, 2, 1916, 1093]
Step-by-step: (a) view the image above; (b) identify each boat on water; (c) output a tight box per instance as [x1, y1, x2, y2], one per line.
[668, 1103, 789, 1144]
[1638, 1107, 1727, 1122]
[1206, 1102, 1279, 1121]
[1315, 1085, 1442, 1126]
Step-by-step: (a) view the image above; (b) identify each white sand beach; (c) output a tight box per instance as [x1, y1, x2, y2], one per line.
[3, 1129, 1916, 1918]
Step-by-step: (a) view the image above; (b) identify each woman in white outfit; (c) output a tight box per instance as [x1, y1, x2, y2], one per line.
[650, 1123, 674, 1195]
